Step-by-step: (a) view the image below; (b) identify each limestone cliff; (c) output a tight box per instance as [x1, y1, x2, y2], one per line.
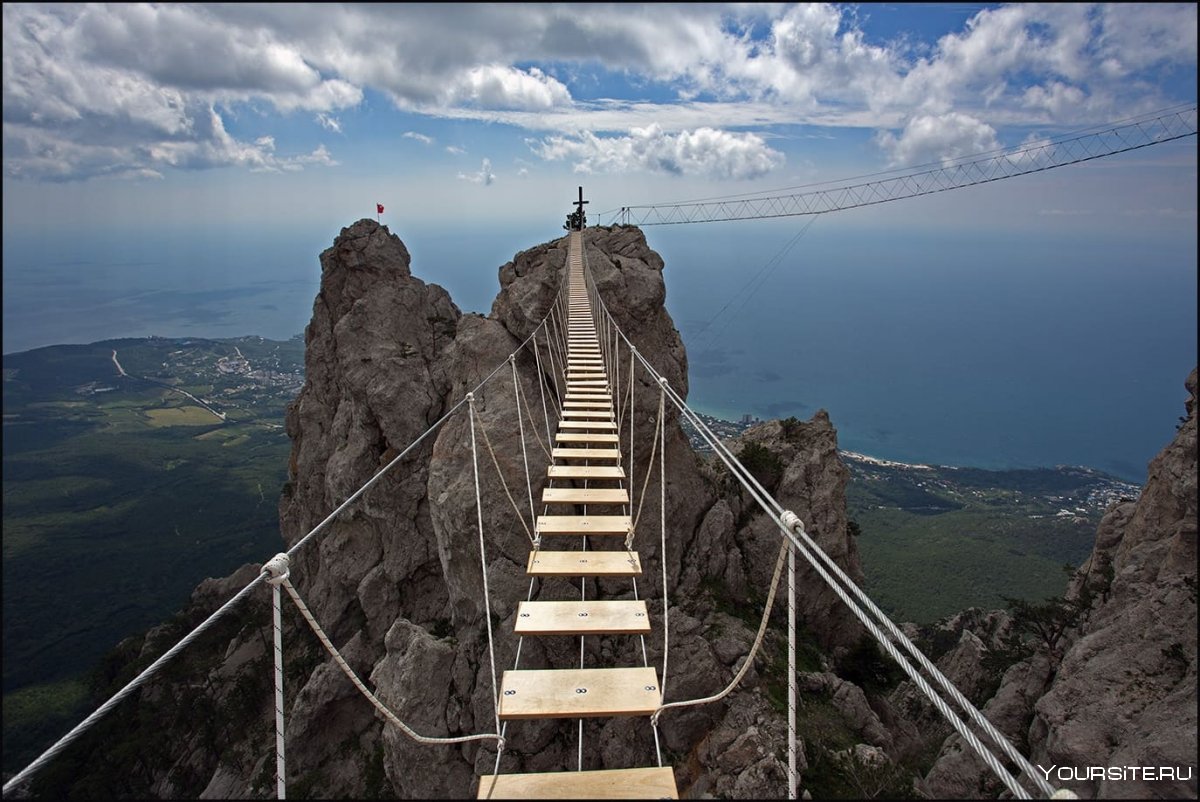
[923, 367, 1198, 799]
[35, 221, 866, 800]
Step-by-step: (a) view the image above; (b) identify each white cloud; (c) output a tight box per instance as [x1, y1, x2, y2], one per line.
[2, 3, 1195, 181]
[442, 65, 570, 110]
[457, 157, 495, 185]
[531, 125, 784, 180]
[1, 4, 350, 180]
[316, 113, 342, 133]
[1095, 4, 1198, 76]
[403, 131, 434, 145]
[876, 112, 1001, 167]
[446, 145, 466, 155]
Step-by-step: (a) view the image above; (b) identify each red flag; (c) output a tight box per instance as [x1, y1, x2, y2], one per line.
[376, 203, 384, 214]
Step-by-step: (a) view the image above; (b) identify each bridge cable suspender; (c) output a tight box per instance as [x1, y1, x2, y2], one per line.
[265, 555, 289, 800]
[531, 331, 552, 450]
[511, 355, 537, 537]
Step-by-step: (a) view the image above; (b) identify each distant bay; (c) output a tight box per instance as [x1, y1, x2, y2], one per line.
[4, 219, 1195, 483]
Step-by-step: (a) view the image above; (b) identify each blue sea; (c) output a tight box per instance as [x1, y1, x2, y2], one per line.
[4, 218, 1195, 483]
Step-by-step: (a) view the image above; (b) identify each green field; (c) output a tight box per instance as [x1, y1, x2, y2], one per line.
[2, 336, 302, 773]
[845, 458, 1139, 623]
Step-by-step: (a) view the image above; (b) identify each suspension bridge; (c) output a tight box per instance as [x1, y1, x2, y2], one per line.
[3, 105, 1195, 800]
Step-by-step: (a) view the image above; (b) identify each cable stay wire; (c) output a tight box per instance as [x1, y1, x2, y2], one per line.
[605, 104, 1197, 226]
[688, 214, 820, 363]
[581, 250, 1062, 799]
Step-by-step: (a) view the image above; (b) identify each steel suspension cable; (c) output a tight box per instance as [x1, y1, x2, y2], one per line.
[584, 264, 1038, 800]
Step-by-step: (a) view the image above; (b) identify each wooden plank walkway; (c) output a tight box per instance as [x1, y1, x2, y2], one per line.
[485, 228, 674, 799]
[477, 766, 677, 799]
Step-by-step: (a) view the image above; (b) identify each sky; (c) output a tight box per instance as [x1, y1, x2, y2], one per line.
[2, 3, 1196, 233]
[1, 3, 1197, 479]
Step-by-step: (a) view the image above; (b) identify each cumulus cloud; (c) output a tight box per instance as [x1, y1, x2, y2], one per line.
[442, 65, 570, 110]
[531, 125, 784, 180]
[1, 4, 348, 181]
[403, 131, 434, 145]
[876, 112, 1001, 167]
[458, 157, 495, 185]
[2, 3, 1195, 180]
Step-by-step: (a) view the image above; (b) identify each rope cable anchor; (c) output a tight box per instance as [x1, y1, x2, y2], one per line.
[263, 553, 291, 585]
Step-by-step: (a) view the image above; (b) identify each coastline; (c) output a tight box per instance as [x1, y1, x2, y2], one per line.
[681, 410, 1143, 489]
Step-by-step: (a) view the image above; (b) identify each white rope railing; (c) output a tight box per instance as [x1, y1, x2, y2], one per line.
[475, 409, 537, 546]
[652, 537, 789, 725]
[467, 395, 504, 741]
[271, 556, 503, 749]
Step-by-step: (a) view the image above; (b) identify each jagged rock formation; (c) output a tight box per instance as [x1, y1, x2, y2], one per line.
[39, 221, 866, 800]
[33, 219, 1192, 802]
[923, 367, 1198, 799]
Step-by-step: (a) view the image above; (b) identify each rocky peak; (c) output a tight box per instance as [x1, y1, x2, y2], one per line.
[38, 222, 867, 801]
[923, 366, 1198, 799]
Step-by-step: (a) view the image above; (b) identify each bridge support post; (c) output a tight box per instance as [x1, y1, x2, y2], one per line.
[787, 539, 797, 799]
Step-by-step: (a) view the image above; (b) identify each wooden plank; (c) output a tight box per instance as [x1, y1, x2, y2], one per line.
[526, 550, 642, 576]
[561, 410, 614, 419]
[547, 465, 625, 479]
[563, 401, 613, 409]
[536, 514, 630, 534]
[555, 432, 619, 444]
[557, 419, 616, 429]
[551, 447, 621, 460]
[477, 767, 677, 800]
[515, 600, 650, 635]
[542, 488, 630, 505]
[497, 667, 661, 720]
